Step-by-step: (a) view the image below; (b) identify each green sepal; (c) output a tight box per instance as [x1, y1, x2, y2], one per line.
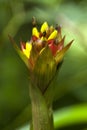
[32, 46, 57, 92]
[8, 35, 29, 68]
[55, 40, 73, 64]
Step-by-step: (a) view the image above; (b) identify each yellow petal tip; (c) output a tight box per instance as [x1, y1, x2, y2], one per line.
[41, 22, 48, 33]
[48, 30, 57, 40]
[23, 42, 32, 58]
[32, 27, 39, 38]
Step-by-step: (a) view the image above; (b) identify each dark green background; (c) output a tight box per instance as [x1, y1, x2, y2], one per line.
[0, 0, 87, 129]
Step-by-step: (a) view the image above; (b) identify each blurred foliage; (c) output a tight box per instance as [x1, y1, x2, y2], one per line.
[0, 0, 87, 130]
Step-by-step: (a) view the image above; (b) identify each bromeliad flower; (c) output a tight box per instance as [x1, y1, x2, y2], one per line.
[9, 18, 73, 130]
[9, 18, 73, 92]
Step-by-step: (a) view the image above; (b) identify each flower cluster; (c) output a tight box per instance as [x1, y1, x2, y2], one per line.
[20, 20, 73, 68]
[21, 22, 62, 57]
[9, 19, 73, 92]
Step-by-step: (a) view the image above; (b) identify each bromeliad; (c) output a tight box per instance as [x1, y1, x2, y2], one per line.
[9, 17, 73, 130]
[9, 17, 73, 92]
[20, 18, 73, 63]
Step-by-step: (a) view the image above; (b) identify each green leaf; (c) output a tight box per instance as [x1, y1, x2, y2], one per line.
[8, 35, 29, 68]
[44, 62, 63, 107]
[54, 104, 87, 129]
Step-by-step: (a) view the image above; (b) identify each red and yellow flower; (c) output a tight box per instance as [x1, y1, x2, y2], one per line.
[9, 19, 73, 92]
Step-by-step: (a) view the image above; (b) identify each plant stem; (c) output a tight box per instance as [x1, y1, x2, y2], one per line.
[29, 83, 54, 130]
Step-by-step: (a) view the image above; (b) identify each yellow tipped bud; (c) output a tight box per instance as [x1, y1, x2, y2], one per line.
[26, 42, 32, 50]
[41, 22, 48, 33]
[48, 30, 57, 40]
[23, 42, 32, 58]
[23, 49, 29, 58]
[32, 27, 39, 38]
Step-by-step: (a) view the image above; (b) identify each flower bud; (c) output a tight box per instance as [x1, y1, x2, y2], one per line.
[9, 18, 73, 93]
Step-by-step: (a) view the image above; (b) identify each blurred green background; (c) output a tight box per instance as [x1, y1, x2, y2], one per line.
[0, 0, 87, 130]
